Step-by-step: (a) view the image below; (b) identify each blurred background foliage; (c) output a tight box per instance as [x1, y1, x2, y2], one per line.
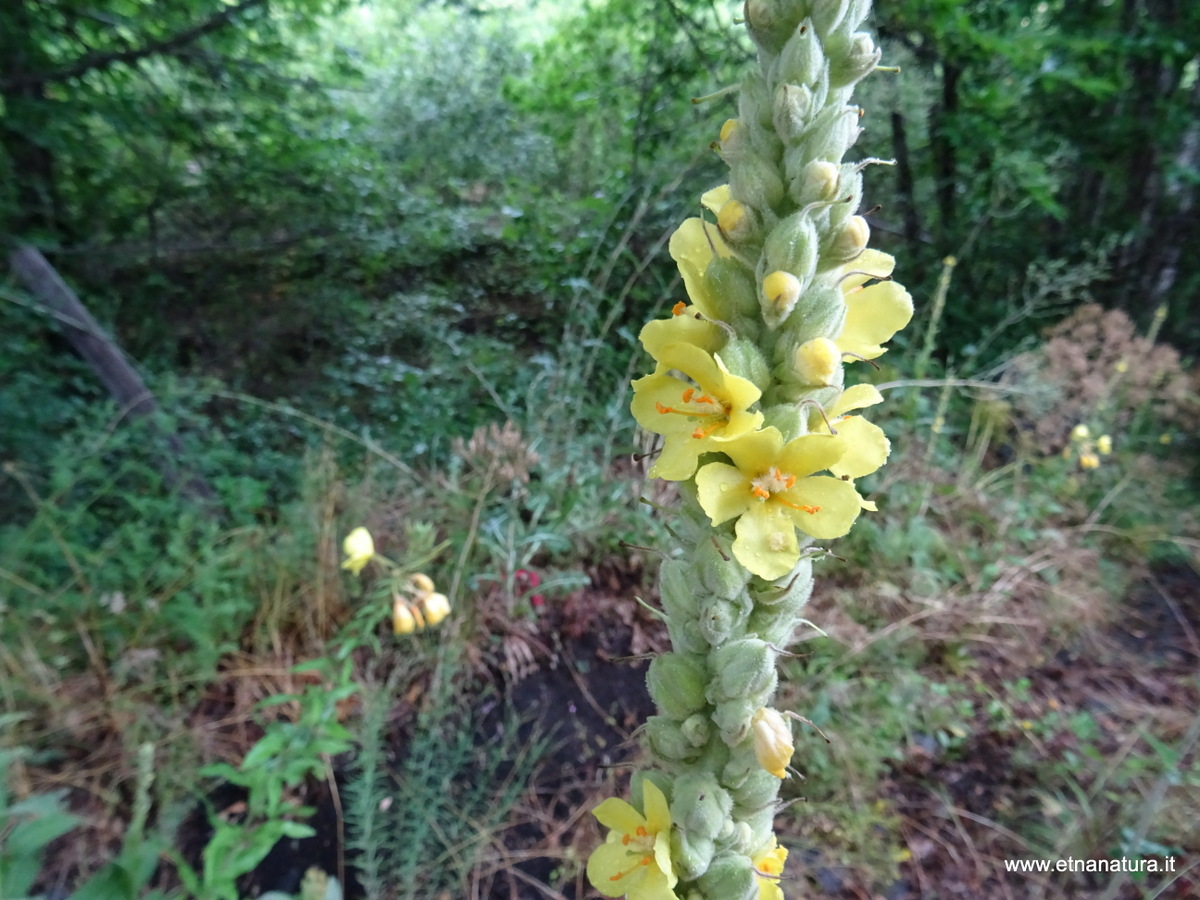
[1, 0, 1198, 896]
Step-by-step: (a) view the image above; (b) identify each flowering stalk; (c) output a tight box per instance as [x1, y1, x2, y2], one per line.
[589, 2, 912, 898]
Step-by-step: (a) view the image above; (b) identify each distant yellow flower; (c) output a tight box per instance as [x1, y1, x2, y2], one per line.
[631, 343, 764, 481]
[420, 592, 451, 627]
[587, 780, 679, 899]
[1079, 452, 1100, 470]
[1159, 433, 1172, 445]
[752, 836, 788, 900]
[393, 598, 419, 634]
[1097, 434, 1112, 455]
[695, 428, 863, 579]
[341, 527, 375, 575]
[837, 250, 913, 361]
[1070, 423, 1090, 442]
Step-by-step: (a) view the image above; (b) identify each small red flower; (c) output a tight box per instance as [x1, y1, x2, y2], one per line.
[514, 568, 544, 607]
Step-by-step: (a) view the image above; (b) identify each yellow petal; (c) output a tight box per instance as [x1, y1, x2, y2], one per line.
[828, 383, 884, 419]
[669, 217, 732, 318]
[828, 416, 890, 478]
[840, 249, 895, 290]
[778, 475, 863, 539]
[733, 504, 802, 580]
[641, 779, 672, 834]
[639, 310, 724, 360]
[840, 280, 914, 360]
[592, 797, 646, 834]
[587, 839, 645, 898]
[777, 433, 846, 479]
[696, 462, 753, 525]
[701, 184, 732, 213]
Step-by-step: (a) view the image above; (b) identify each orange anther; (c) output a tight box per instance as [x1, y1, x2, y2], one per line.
[682, 388, 696, 402]
[752, 485, 770, 500]
[800, 505, 820, 514]
[672, 301, 686, 315]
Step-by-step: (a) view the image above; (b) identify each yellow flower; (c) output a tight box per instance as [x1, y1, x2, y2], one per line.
[836, 250, 913, 361]
[669, 187, 735, 320]
[1079, 452, 1100, 470]
[341, 527, 375, 575]
[752, 836, 788, 900]
[587, 780, 679, 899]
[420, 592, 451, 627]
[631, 343, 764, 481]
[695, 428, 863, 579]
[1070, 423, 1090, 442]
[812, 383, 891, 480]
[1097, 434, 1112, 455]
[751, 708, 793, 779]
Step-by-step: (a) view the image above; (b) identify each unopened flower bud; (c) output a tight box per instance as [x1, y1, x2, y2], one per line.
[785, 104, 860, 176]
[752, 707, 794, 778]
[704, 258, 761, 323]
[420, 591, 451, 626]
[762, 270, 802, 321]
[773, 83, 814, 142]
[720, 117, 740, 144]
[830, 32, 882, 88]
[793, 159, 841, 206]
[697, 535, 752, 600]
[794, 337, 842, 385]
[743, 0, 805, 55]
[825, 215, 870, 262]
[1097, 434, 1112, 455]
[730, 151, 786, 212]
[774, 19, 824, 88]
[681, 713, 711, 747]
[763, 210, 818, 277]
[811, 0, 851, 37]
[695, 852, 755, 900]
[717, 198, 757, 245]
[393, 599, 418, 635]
[672, 773, 733, 841]
[1070, 423, 1090, 442]
[1079, 452, 1100, 470]
[647, 652, 709, 719]
[708, 638, 776, 702]
[410, 572, 435, 594]
[717, 338, 771, 391]
[646, 715, 702, 761]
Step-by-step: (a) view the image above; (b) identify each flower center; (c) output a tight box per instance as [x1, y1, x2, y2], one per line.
[751, 468, 821, 514]
[751, 467, 796, 499]
[610, 826, 655, 882]
[655, 387, 731, 439]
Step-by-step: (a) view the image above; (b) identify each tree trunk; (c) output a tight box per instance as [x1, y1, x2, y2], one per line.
[8, 243, 220, 512]
[890, 110, 923, 261]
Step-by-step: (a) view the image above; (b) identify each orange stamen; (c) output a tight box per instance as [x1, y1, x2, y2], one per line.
[681, 388, 695, 402]
[672, 301, 686, 315]
[752, 485, 770, 500]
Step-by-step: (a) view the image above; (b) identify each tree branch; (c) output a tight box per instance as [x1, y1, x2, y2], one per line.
[1, 0, 269, 91]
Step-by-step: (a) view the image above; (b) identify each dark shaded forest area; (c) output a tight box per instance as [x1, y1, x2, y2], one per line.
[1, 1, 1198, 898]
